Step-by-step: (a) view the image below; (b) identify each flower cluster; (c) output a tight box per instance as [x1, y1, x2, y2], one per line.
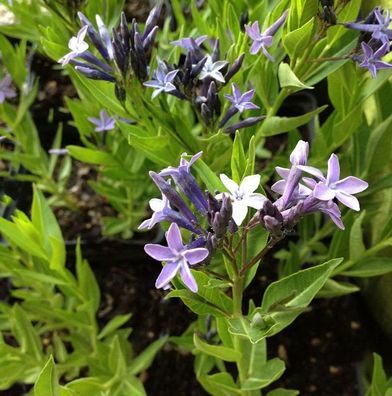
[58, 3, 162, 100]
[141, 142, 368, 293]
[143, 35, 263, 132]
[347, 7, 392, 78]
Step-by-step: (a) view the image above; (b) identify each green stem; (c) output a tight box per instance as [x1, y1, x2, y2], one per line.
[232, 275, 244, 316]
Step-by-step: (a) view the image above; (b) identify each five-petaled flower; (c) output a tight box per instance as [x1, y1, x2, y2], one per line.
[357, 42, 392, 78]
[88, 110, 116, 132]
[245, 10, 289, 60]
[198, 56, 228, 83]
[345, 7, 392, 46]
[0, 74, 16, 103]
[144, 223, 209, 292]
[59, 25, 89, 66]
[216, 174, 266, 226]
[143, 60, 179, 99]
[224, 83, 260, 113]
[298, 154, 368, 211]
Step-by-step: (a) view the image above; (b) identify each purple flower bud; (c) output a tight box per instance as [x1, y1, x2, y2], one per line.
[224, 116, 265, 134]
[143, 1, 162, 40]
[224, 53, 245, 82]
[211, 39, 220, 62]
[78, 12, 110, 62]
[120, 12, 130, 52]
[159, 152, 209, 215]
[74, 65, 116, 82]
[149, 171, 199, 225]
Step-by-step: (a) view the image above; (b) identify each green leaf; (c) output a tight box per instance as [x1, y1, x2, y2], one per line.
[283, 17, 315, 59]
[75, 241, 100, 314]
[67, 145, 117, 166]
[199, 372, 240, 396]
[317, 279, 359, 298]
[129, 335, 168, 375]
[167, 271, 232, 317]
[123, 377, 147, 396]
[228, 313, 278, 344]
[11, 305, 43, 362]
[194, 159, 225, 192]
[242, 358, 285, 390]
[31, 186, 65, 270]
[256, 106, 327, 141]
[367, 353, 388, 396]
[0, 217, 47, 259]
[258, 259, 341, 336]
[98, 314, 132, 340]
[34, 356, 59, 396]
[108, 336, 127, 376]
[343, 257, 392, 278]
[349, 211, 366, 262]
[278, 63, 313, 92]
[193, 334, 241, 362]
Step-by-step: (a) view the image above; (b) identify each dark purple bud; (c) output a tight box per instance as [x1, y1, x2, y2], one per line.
[219, 106, 238, 128]
[190, 56, 208, 78]
[131, 32, 148, 81]
[168, 89, 186, 100]
[282, 201, 304, 230]
[211, 39, 220, 62]
[143, 25, 159, 54]
[78, 12, 110, 62]
[187, 236, 207, 249]
[212, 195, 233, 239]
[75, 65, 116, 82]
[224, 115, 265, 134]
[120, 12, 130, 52]
[201, 103, 212, 123]
[130, 19, 140, 48]
[112, 38, 127, 74]
[207, 191, 221, 217]
[206, 81, 221, 116]
[224, 53, 245, 83]
[263, 215, 282, 234]
[78, 51, 113, 73]
[149, 171, 199, 224]
[143, 1, 163, 40]
[240, 11, 249, 31]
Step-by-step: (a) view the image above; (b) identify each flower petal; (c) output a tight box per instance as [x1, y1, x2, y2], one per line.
[275, 166, 290, 179]
[179, 263, 198, 292]
[183, 248, 209, 265]
[155, 261, 181, 289]
[240, 174, 260, 194]
[145, 244, 175, 261]
[336, 191, 360, 211]
[166, 223, 184, 251]
[271, 180, 286, 195]
[313, 182, 336, 201]
[232, 201, 249, 226]
[326, 154, 340, 184]
[244, 193, 266, 209]
[297, 165, 325, 181]
[335, 176, 368, 194]
[220, 174, 239, 195]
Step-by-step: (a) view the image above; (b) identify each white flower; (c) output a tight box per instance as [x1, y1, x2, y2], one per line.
[216, 174, 266, 226]
[199, 56, 228, 83]
[59, 25, 89, 66]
